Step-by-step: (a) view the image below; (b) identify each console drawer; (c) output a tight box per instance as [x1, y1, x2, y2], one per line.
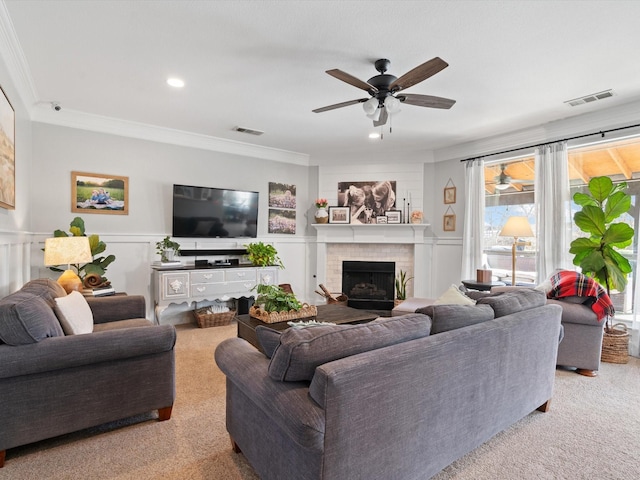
[190, 270, 225, 284]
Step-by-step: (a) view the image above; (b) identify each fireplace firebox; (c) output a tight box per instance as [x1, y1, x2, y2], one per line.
[342, 261, 395, 310]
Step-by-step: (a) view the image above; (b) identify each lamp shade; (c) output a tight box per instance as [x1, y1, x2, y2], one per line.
[499, 216, 534, 238]
[44, 237, 93, 266]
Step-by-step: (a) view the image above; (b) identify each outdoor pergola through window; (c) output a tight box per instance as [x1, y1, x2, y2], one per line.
[483, 136, 639, 317]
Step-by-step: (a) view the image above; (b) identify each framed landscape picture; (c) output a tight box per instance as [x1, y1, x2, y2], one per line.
[72, 171, 129, 215]
[0, 85, 15, 210]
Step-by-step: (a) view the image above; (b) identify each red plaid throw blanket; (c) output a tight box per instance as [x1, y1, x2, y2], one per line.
[548, 270, 614, 321]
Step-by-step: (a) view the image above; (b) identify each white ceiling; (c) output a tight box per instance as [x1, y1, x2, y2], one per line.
[4, 0, 640, 164]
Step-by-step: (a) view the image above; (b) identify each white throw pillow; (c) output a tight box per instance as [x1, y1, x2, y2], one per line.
[434, 284, 476, 306]
[54, 291, 94, 335]
[535, 278, 553, 294]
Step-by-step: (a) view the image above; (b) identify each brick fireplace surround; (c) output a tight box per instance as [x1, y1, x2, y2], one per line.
[313, 224, 431, 300]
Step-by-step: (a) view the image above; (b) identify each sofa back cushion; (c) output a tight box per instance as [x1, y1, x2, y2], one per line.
[476, 288, 547, 317]
[268, 313, 432, 382]
[20, 278, 67, 306]
[416, 304, 494, 334]
[0, 290, 64, 345]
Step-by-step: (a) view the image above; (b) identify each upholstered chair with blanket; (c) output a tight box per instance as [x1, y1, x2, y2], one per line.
[0, 279, 176, 467]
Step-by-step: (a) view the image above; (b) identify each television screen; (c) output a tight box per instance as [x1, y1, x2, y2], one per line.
[172, 184, 259, 238]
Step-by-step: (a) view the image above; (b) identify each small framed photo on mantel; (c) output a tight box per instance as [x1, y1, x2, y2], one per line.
[328, 206, 350, 224]
[385, 210, 402, 224]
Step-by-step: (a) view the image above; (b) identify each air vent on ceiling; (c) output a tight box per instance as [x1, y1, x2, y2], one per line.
[233, 126, 264, 136]
[564, 89, 614, 107]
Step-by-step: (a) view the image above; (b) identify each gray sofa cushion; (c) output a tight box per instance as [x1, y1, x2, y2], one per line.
[416, 304, 494, 334]
[20, 278, 67, 306]
[255, 325, 282, 358]
[268, 313, 432, 382]
[476, 288, 547, 317]
[0, 291, 64, 345]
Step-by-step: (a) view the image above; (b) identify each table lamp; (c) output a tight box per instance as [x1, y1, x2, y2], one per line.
[498, 216, 534, 286]
[44, 237, 93, 293]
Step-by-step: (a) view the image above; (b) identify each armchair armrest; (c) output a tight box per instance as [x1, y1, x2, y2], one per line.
[0, 324, 176, 379]
[86, 295, 146, 324]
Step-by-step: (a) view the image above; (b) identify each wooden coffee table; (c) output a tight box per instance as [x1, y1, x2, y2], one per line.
[236, 304, 380, 353]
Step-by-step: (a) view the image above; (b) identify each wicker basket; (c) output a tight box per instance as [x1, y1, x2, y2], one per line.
[249, 304, 317, 324]
[193, 308, 236, 328]
[601, 323, 629, 364]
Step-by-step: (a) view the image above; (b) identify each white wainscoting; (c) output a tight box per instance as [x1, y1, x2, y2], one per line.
[0, 231, 32, 298]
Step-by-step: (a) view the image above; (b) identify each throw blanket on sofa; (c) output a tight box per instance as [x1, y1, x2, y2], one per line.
[548, 270, 614, 321]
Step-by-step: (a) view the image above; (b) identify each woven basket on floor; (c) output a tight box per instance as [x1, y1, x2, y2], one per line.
[601, 323, 629, 364]
[249, 304, 317, 324]
[193, 308, 236, 328]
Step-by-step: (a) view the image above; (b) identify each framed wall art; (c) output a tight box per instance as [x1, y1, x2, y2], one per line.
[0, 85, 15, 210]
[376, 215, 387, 224]
[72, 171, 129, 215]
[328, 206, 350, 224]
[385, 210, 402, 224]
[444, 178, 456, 205]
[443, 214, 456, 231]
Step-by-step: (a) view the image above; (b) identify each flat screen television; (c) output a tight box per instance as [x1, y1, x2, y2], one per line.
[172, 184, 259, 238]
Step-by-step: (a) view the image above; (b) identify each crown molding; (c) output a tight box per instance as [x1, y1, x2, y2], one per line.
[32, 105, 311, 165]
[0, 0, 38, 111]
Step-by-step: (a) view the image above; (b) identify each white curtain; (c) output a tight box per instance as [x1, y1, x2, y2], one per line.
[534, 141, 571, 282]
[461, 158, 485, 280]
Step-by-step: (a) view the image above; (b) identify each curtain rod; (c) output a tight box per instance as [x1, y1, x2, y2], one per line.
[459, 122, 640, 162]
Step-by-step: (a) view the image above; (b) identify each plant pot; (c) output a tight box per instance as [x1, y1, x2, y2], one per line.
[601, 323, 629, 364]
[314, 207, 329, 224]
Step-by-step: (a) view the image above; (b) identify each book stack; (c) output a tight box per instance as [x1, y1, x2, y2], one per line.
[82, 286, 116, 297]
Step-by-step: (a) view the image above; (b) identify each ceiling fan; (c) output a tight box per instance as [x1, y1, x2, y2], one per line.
[312, 57, 456, 127]
[493, 164, 532, 191]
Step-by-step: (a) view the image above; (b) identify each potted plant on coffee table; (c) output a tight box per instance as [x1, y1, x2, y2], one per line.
[250, 284, 316, 323]
[570, 176, 634, 363]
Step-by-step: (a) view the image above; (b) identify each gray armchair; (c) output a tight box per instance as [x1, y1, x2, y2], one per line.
[0, 279, 176, 467]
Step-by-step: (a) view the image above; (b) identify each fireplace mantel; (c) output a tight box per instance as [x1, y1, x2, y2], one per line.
[312, 223, 433, 299]
[313, 223, 430, 244]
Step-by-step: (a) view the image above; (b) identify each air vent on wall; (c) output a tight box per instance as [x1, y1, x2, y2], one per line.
[564, 89, 614, 107]
[232, 126, 264, 136]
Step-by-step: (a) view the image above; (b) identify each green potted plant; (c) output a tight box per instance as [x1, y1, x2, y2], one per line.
[156, 236, 181, 263]
[244, 241, 284, 268]
[253, 284, 302, 313]
[50, 217, 115, 284]
[570, 176, 634, 361]
[395, 270, 413, 304]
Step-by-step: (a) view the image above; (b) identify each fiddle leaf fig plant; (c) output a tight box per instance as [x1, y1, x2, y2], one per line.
[570, 176, 634, 328]
[51, 217, 116, 282]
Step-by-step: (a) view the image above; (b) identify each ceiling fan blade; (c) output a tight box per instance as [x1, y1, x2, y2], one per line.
[326, 69, 379, 93]
[373, 107, 388, 127]
[398, 94, 456, 109]
[312, 98, 369, 113]
[389, 57, 449, 92]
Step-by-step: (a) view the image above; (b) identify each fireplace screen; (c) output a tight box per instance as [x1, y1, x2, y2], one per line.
[342, 261, 395, 310]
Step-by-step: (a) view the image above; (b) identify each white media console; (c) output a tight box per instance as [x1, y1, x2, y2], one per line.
[151, 265, 278, 324]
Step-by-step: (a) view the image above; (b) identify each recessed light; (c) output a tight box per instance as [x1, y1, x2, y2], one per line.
[167, 78, 185, 88]
[369, 132, 380, 139]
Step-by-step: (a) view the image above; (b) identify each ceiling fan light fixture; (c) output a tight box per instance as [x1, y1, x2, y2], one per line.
[366, 107, 381, 122]
[384, 95, 401, 114]
[495, 183, 510, 191]
[362, 97, 378, 115]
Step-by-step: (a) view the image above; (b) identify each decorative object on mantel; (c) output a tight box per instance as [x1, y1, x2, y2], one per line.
[570, 175, 634, 363]
[443, 206, 456, 231]
[386, 210, 402, 224]
[328, 206, 350, 224]
[156, 236, 181, 263]
[410, 210, 423, 224]
[444, 178, 456, 204]
[314, 198, 329, 223]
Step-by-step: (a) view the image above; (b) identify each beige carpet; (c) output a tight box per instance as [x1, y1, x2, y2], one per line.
[5, 321, 640, 479]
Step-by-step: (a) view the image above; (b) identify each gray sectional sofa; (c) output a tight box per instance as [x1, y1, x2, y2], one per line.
[215, 289, 563, 480]
[0, 279, 176, 468]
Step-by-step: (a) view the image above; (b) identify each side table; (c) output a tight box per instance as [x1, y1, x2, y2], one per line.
[461, 280, 506, 292]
